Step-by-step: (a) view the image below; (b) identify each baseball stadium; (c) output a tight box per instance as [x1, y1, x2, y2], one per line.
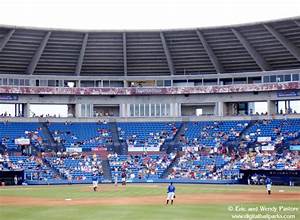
[0, 8, 300, 220]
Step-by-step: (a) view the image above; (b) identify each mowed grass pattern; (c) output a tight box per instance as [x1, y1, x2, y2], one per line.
[1, 184, 299, 220]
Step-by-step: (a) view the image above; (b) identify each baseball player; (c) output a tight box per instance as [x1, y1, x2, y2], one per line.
[114, 168, 118, 187]
[265, 177, 272, 195]
[166, 182, 176, 205]
[121, 170, 127, 186]
[92, 173, 99, 192]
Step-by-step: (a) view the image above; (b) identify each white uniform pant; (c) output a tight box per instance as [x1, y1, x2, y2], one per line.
[93, 181, 98, 187]
[167, 192, 175, 200]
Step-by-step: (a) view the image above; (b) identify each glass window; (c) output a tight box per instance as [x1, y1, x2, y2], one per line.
[156, 80, 163, 87]
[135, 104, 139, 117]
[204, 79, 218, 85]
[48, 80, 55, 87]
[193, 79, 203, 86]
[151, 104, 155, 116]
[173, 80, 187, 87]
[96, 80, 102, 87]
[58, 80, 64, 87]
[9, 78, 13, 85]
[140, 104, 145, 116]
[3, 78, 7, 85]
[110, 81, 124, 87]
[161, 104, 166, 116]
[130, 104, 134, 117]
[40, 80, 48, 86]
[276, 75, 284, 82]
[164, 80, 172, 87]
[13, 79, 19, 86]
[263, 76, 270, 83]
[284, 75, 291, 82]
[0, 78, 2, 85]
[156, 104, 160, 116]
[166, 104, 170, 116]
[81, 104, 85, 117]
[292, 74, 299, 81]
[19, 79, 24, 86]
[25, 79, 30, 86]
[145, 104, 149, 116]
[87, 104, 91, 117]
[270, 75, 276, 82]
[103, 81, 110, 87]
[128, 103, 172, 117]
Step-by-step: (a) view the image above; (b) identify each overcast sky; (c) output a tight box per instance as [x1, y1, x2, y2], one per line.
[0, 0, 299, 116]
[1, 0, 299, 30]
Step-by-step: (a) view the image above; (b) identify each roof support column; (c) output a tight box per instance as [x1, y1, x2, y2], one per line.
[160, 32, 175, 75]
[196, 30, 224, 73]
[0, 29, 15, 53]
[26, 31, 51, 75]
[232, 28, 270, 71]
[75, 33, 89, 76]
[123, 32, 127, 76]
[264, 24, 300, 62]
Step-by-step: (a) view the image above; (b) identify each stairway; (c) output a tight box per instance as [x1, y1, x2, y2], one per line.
[223, 120, 257, 150]
[161, 152, 181, 179]
[239, 120, 256, 139]
[173, 122, 188, 143]
[39, 122, 64, 152]
[109, 121, 127, 154]
[164, 122, 188, 153]
[101, 159, 112, 182]
[42, 157, 65, 180]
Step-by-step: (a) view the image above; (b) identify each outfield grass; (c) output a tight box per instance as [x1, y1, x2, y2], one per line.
[1, 184, 299, 220]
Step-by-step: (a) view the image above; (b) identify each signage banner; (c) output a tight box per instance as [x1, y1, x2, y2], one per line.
[0, 95, 18, 101]
[66, 147, 82, 153]
[91, 147, 106, 152]
[14, 138, 30, 145]
[277, 90, 298, 97]
[128, 146, 160, 152]
[290, 145, 300, 151]
[257, 137, 271, 142]
[261, 145, 275, 151]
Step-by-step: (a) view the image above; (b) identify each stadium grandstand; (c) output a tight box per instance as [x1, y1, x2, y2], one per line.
[0, 17, 300, 186]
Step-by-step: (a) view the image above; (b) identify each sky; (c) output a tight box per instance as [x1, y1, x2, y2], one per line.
[0, 0, 299, 30]
[0, 0, 299, 116]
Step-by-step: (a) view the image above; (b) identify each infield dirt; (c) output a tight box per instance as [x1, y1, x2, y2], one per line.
[1, 191, 300, 206]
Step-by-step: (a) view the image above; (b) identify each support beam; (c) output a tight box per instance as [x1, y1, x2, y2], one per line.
[294, 20, 300, 27]
[267, 100, 276, 115]
[216, 101, 225, 117]
[23, 103, 30, 118]
[123, 33, 127, 76]
[232, 28, 271, 71]
[196, 30, 224, 73]
[0, 29, 15, 53]
[160, 32, 175, 75]
[264, 24, 300, 62]
[75, 33, 88, 76]
[26, 31, 51, 75]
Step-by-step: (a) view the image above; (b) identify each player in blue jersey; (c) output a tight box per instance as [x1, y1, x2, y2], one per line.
[265, 177, 272, 195]
[166, 182, 176, 205]
[92, 173, 99, 192]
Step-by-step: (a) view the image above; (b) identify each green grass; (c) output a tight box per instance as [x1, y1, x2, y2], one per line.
[1, 184, 299, 220]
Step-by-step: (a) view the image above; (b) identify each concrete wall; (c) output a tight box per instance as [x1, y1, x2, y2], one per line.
[1, 114, 300, 123]
[181, 104, 215, 116]
[0, 90, 299, 117]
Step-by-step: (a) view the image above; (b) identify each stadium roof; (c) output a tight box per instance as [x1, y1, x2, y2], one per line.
[1, 17, 300, 76]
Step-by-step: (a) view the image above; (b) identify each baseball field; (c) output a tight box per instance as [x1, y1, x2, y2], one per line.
[0, 184, 299, 220]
